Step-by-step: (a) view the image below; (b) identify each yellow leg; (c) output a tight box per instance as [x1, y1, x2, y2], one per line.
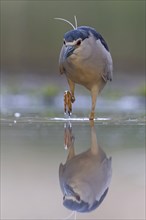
[64, 91, 72, 115]
[64, 122, 75, 161]
[89, 111, 95, 120]
[89, 86, 99, 120]
[67, 79, 75, 103]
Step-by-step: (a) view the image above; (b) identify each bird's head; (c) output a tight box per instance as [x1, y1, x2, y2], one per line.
[62, 183, 109, 212]
[63, 26, 109, 60]
[63, 28, 90, 59]
[55, 17, 109, 60]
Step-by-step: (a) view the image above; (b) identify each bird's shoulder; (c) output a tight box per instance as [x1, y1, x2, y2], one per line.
[78, 26, 109, 52]
[59, 46, 66, 74]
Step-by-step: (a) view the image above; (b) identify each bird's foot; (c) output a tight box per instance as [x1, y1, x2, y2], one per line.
[64, 122, 75, 149]
[71, 96, 75, 103]
[64, 90, 72, 116]
[89, 111, 95, 121]
[89, 119, 95, 127]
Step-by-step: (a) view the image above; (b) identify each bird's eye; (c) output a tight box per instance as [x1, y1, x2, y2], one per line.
[76, 40, 81, 46]
[63, 40, 66, 45]
[75, 194, 81, 201]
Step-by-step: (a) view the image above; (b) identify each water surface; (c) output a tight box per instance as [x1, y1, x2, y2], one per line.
[1, 117, 145, 219]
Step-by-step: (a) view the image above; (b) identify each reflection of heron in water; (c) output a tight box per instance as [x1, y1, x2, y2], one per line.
[59, 121, 112, 213]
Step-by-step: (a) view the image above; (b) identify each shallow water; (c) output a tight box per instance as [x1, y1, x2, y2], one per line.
[1, 117, 145, 220]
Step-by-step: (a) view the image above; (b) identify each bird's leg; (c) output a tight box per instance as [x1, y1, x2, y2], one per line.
[90, 86, 99, 120]
[67, 79, 75, 103]
[64, 79, 75, 116]
[90, 124, 99, 155]
[64, 122, 75, 161]
[66, 135, 75, 161]
[64, 91, 72, 115]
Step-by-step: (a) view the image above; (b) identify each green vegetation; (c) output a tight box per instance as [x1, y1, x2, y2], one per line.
[136, 85, 146, 97]
[41, 85, 60, 97]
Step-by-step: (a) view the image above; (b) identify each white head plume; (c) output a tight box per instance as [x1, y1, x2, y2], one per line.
[54, 16, 78, 30]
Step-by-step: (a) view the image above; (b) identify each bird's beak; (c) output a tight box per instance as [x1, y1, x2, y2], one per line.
[64, 45, 75, 59]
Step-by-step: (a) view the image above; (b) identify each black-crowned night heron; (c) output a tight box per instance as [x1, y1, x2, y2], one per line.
[59, 121, 112, 212]
[55, 17, 113, 120]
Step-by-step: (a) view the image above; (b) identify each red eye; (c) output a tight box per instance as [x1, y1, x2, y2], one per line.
[75, 194, 81, 201]
[76, 40, 81, 46]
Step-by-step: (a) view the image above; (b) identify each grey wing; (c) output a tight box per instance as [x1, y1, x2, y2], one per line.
[95, 157, 112, 201]
[95, 39, 113, 82]
[103, 51, 113, 82]
[59, 163, 65, 193]
[59, 45, 66, 74]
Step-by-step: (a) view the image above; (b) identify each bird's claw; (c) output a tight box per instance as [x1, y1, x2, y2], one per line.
[64, 91, 72, 116]
[71, 96, 75, 103]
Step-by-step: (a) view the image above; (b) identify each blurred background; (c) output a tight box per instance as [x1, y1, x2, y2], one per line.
[1, 0, 145, 117]
[1, 2, 145, 219]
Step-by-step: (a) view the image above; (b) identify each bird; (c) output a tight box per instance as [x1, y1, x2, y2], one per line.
[55, 17, 113, 120]
[59, 121, 112, 212]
